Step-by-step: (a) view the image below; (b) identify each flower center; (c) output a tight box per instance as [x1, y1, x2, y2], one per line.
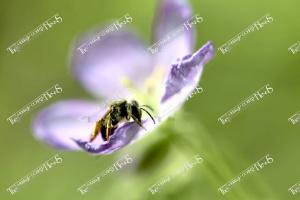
[120, 65, 167, 114]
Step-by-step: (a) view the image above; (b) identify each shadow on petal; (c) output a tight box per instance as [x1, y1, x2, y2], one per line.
[74, 116, 160, 155]
[73, 122, 142, 154]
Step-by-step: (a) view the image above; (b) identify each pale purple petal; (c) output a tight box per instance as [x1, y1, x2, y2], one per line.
[71, 29, 153, 99]
[74, 119, 158, 154]
[152, 0, 194, 67]
[159, 41, 214, 118]
[32, 100, 106, 150]
[73, 42, 215, 154]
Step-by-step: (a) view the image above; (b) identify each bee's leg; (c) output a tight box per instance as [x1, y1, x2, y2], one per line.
[90, 108, 112, 142]
[106, 117, 113, 142]
[90, 120, 102, 142]
[131, 115, 147, 131]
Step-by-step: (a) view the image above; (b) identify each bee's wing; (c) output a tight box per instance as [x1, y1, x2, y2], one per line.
[79, 106, 110, 124]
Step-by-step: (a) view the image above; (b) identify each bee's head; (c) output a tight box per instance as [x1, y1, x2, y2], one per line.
[130, 100, 141, 119]
[130, 100, 139, 108]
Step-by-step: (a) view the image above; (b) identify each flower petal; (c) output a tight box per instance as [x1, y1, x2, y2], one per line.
[152, 0, 194, 66]
[159, 41, 215, 117]
[32, 100, 105, 150]
[71, 29, 153, 99]
[74, 119, 158, 154]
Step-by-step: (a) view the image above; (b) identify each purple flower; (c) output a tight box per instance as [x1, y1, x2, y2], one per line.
[32, 0, 215, 154]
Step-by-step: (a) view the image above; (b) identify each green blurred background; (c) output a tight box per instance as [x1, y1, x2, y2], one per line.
[1, 0, 299, 199]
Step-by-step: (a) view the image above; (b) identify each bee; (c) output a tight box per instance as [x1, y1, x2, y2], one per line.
[90, 100, 156, 142]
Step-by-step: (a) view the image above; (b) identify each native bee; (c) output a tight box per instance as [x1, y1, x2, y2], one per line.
[90, 100, 156, 142]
